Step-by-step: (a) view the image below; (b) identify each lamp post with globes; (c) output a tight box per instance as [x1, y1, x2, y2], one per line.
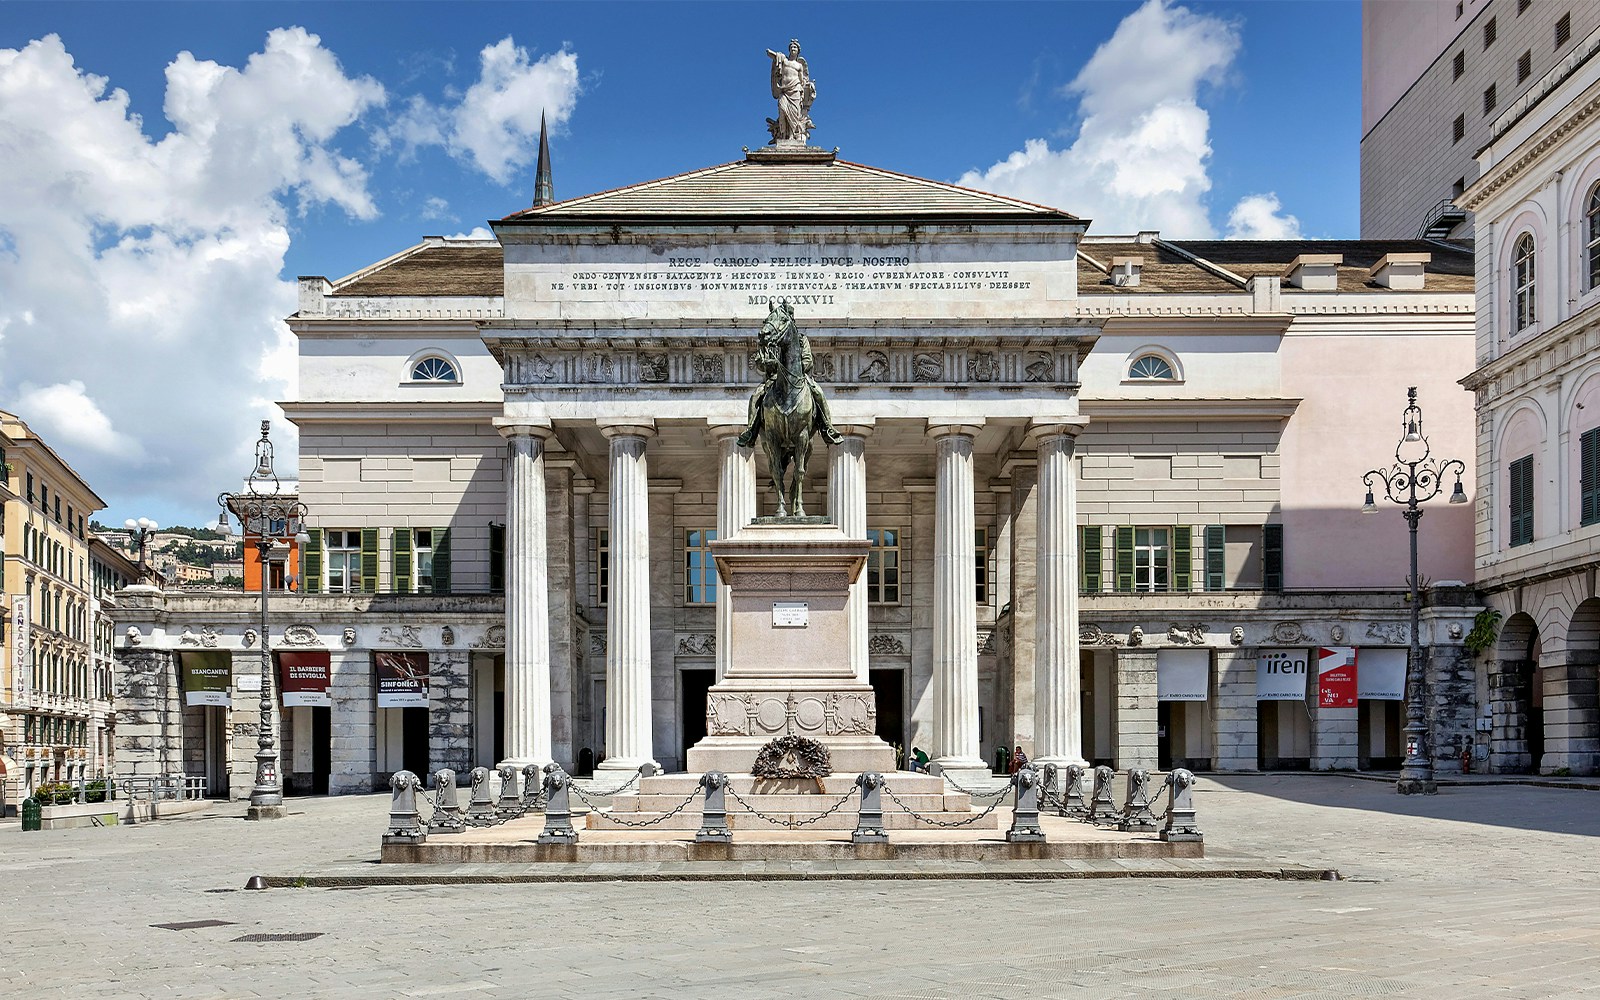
[124, 517, 158, 580]
[1361, 387, 1467, 795]
[217, 421, 309, 821]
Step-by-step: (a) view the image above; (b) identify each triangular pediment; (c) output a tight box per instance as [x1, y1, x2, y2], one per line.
[500, 150, 1081, 224]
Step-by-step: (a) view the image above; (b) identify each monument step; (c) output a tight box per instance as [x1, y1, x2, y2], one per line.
[630, 772, 961, 797]
[610, 792, 968, 813]
[585, 809, 1001, 832]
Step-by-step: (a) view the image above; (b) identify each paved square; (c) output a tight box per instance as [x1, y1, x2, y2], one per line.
[3, 775, 1599, 999]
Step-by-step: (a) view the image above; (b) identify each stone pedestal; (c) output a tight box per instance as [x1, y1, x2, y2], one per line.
[685, 520, 896, 774]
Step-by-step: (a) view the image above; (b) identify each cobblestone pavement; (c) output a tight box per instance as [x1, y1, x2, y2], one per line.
[3, 774, 1598, 999]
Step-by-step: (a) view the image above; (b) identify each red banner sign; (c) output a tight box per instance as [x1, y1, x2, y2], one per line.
[279, 652, 332, 708]
[1317, 646, 1357, 708]
[375, 652, 429, 708]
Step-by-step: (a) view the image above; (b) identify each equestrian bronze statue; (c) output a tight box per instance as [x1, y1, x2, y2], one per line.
[737, 300, 843, 517]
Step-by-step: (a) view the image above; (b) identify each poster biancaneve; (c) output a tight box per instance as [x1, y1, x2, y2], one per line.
[180, 652, 232, 707]
[375, 652, 429, 708]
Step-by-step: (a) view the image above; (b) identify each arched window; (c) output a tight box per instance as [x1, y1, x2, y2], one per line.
[410, 356, 459, 383]
[1586, 184, 1600, 290]
[1513, 232, 1537, 333]
[1128, 354, 1176, 380]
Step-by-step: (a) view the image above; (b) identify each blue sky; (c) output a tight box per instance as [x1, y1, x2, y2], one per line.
[0, 1, 1361, 528]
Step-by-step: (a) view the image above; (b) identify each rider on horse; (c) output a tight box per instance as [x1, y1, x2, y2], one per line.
[735, 301, 845, 448]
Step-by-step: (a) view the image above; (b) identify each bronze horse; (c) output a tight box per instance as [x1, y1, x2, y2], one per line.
[755, 301, 816, 517]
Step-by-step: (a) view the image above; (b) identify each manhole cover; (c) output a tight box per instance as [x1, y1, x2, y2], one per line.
[152, 920, 236, 931]
[233, 932, 324, 943]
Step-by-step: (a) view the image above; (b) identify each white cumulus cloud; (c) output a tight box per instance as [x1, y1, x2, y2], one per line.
[384, 37, 579, 186]
[958, 0, 1300, 239]
[0, 29, 383, 518]
[1226, 193, 1302, 240]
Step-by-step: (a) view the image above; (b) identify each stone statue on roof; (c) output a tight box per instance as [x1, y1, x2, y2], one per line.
[766, 39, 816, 145]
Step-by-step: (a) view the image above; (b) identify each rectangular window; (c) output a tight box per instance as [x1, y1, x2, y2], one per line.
[325, 530, 362, 593]
[1580, 428, 1600, 527]
[866, 528, 901, 604]
[684, 528, 718, 605]
[594, 527, 610, 606]
[413, 529, 434, 593]
[1453, 114, 1466, 144]
[1509, 454, 1535, 546]
[489, 523, 505, 595]
[1483, 83, 1497, 116]
[25, 472, 33, 503]
[1483, 16, 1497, 48]
[1134, 527, 1171, 593]
[39, 483, 46, 510]
[1263, 523, 1284, 592]
[974, 526, 990, 604]
[1453, 51, 1465, 79]
[1203, 524, 1226, 592]
[1557, 12, 1572, 47]
[1518, 50, 1532, 82]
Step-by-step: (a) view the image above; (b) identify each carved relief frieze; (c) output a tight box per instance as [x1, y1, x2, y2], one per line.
[858, 350, 890, 382]
[812, 353, 836, 381]
[638, 353, 669, 383]
[677, 633, 715, 656]
[440, 626, 456, 647]
[1166, 624, 1207, 645]
[868, 633, 906, 655]
[706, 690, 877, 738]
[977, 628, 996, 654]
[1271, 621, 1311, 645]
[1080, 624, 1122, 647]
[1024, 352, 1053, 382]
[911, 352, 943, 382]
[967, 351, 998, 382]
[281, 625, 321, 647]
[693, 355, 725, 383]
[1367, 622, 1409, 645]
[378, 625, 423, 648]
[471, 624, 507, 649]
[584, 353, 614, 383]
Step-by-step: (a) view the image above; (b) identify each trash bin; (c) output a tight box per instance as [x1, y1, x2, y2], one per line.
[21, 796, 42, 832]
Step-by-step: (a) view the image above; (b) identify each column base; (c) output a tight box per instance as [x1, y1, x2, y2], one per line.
[496, 757, 553, 774]
[245, 804, 288, 821]
[595, 757, 659, 777]
[930, 758, 991, 786]
[1032, 755, 1089, 769]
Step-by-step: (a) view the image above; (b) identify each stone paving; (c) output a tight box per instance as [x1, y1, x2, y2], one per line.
[2, 774, 1599, 998]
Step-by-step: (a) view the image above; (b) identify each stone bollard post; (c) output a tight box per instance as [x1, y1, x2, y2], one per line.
[383, 770, 425, 845]
[522, 764, 545, 811]
[1060, 763, 1088, 819]
[1160, 768, 1202, 842]
[638, 761, 660, 779]
[1119, 768, 1158, 833]
[430, 769, 466, 834]
[1006, 766, 1045, 843]
[852, 772, 888, 844]
[1039, 763, 1058, 811]
[496, 764, 522, 819]
[467, 766, 498, 827]
[695, 771, 733, 843]
[1088, 765, 1119, 827]
[537, 764, 578, 845]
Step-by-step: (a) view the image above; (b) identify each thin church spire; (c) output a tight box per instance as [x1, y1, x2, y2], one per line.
[533, 111, 554, 207]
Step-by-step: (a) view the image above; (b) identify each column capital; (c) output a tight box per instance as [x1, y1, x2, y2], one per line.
[1026, 418, 1090, 444]
[706, 422, 748, 443]
[493, 418, 554, 441]
[832, 419, 875, 439]
[597, 419, 657, 441]
[926, 419, 984, 441]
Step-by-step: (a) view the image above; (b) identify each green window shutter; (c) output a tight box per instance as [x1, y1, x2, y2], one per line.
[1509, 455, 1534, 546]
[489, 524, 505, 595]
[392, 528, 414, 594]
[302, 528, 323, 595]
[1263, 523, 1284, 592]
[360, 528, 380, 594]
[1580, 429, 1599, 527]
[1172, 525, 1192, 593]
[1114, 526, 1135, 594]
[1079, 525, 1102, 593]
[432, 527, 451, 596]
[1204, 524, 1226, 592]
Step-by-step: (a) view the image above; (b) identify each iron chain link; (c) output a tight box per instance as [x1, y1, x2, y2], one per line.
[724, 784, 858, 829]
[880, 780, 1013, 829]
[576, 771, 642, 798]
[570, 784, 702, 828]
[938, 772, 1016, 799]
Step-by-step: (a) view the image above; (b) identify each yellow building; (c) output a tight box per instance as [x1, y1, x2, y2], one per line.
[0, 410, 107, 805]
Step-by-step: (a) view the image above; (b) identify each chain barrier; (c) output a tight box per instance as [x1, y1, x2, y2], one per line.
[570, 784, 702, 828]
[938, 772, 1016, 799]
[575, 771, 642, 798]
[724, 784, 858, 829]
[880, 781, 1013, 829]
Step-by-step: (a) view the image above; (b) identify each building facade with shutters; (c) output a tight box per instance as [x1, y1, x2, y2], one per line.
[1460, 38, 1600, 776]
[111, 147, 1485, 798]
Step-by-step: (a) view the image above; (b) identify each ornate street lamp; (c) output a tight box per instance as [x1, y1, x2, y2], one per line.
[124, 517, 158, 579]
[1361, 387, 1467, 795]
[217, 421, 309, 821]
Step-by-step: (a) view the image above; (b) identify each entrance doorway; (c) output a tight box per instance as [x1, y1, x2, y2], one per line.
[204, 705, 229, 797]
[870, 668, 906, 758]
[679, 668, 715, 764]
[1256, 700, 1311, 770]
[377, 707, 430, 778]
[1357, 699, 1403, 770]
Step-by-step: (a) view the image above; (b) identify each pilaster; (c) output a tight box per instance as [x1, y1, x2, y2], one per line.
[1213, 649, 1258, 772]
[711, 423, 757, 684]
[1114, 649, 1158, 771]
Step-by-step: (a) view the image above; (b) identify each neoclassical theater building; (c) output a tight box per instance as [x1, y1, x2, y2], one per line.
[113, 134, 1491, 798]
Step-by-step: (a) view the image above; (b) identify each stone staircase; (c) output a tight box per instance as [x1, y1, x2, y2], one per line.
[588, 772, 1003, 831]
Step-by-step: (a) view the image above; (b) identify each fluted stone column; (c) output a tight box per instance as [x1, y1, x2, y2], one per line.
[929, 422, 988, 776]
[828, 422, 872, 684]
[710, 424, 756, 683]
[497, 422, 554, 770]
[598, 421, 658, 774]
[1033, 422, 1089, 768]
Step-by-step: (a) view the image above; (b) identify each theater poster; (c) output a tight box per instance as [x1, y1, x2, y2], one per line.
[279, 652, 332, 708]
[1317, 646, 1358, 708]
[375, 652, 428, 708]
[180, 652, 232, 707]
